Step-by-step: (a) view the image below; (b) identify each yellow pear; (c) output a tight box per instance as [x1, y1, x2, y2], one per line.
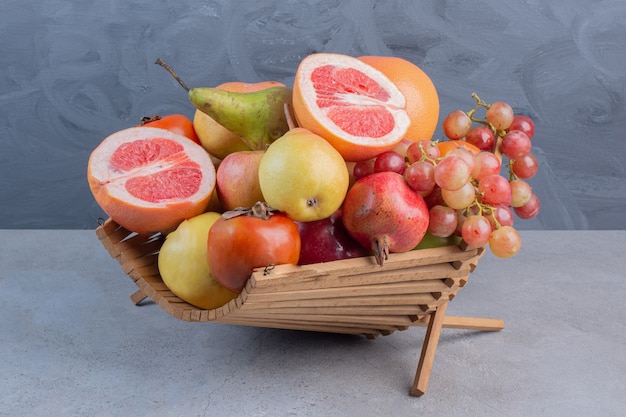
[158, 212, 237, 310]
[258, 128, 349, 222]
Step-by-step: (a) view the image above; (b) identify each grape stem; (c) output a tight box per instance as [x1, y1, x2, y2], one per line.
[465, 198, 502, 230]
[506, 160, 519, 182]
[465, 92, 507, 153]
[416, 141, 439, 165]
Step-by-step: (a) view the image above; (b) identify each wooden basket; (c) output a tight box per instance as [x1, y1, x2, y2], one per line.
[96, 217, 503, 396]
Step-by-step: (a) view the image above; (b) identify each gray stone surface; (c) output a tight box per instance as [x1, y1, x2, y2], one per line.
[1, 229, 625, 416]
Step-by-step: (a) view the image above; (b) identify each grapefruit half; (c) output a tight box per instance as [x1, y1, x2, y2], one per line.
[87, 126, 216, 234]
[358, 56, 439, 142]
[292, 53, 411, 162]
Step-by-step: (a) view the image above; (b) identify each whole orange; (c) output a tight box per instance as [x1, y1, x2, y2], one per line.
[358, 56, 439, 141]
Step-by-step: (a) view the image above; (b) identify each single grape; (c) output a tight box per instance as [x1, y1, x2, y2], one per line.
[428, 205, 458, 237]
[484, 204, 514, 230]
[514, 193, 540, 219]
[435, 155, 471, 191]
[501, 130, 532, 159]
[454, 209, 469, 236]
[510, 179, 532, 207]
[391, 138, 412, 157]
[486, 101, 514, 130]
[447, 148, 475, 173]
[508, 115, 535, 139]
[478, 174, 512, 206]
[472, 151, 501, 181]
[511, 153, 538, 179]
[404, 161, 436, 196]
[353, 158, 376, 181]
[374, 150, 406, 175]
[443, 110, 472, 140]
[442, 181, 476, 210]
[423, 186, 444, 209]
[465, 126, 495, 151]
[406, 139, 440, 164]
[489, 226, 521, 258]
[461, 215, 492, 247]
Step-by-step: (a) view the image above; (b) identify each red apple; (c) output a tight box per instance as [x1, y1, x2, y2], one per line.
[216, 150, 264, 210]
[296, 210, 369, 265]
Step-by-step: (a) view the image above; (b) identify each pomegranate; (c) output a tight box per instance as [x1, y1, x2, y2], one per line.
[341, 171, 429, 265]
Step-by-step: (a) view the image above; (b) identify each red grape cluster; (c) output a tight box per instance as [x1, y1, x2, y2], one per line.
[353, 93, 540, 258]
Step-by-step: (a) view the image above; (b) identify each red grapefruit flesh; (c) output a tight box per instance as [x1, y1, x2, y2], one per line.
[87, 126, 216, 234]
[292, 53, 410, 162]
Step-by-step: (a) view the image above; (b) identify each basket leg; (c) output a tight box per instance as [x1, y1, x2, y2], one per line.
[413, 315, 504, 332]
[439, 315, 504, 331]
[411, 302, 448, 397]
[130, 289, 148, 305]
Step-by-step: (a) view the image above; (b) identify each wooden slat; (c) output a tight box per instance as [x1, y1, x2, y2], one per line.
[248, 264, 470, 294]
[225, 315, 405, 332]
[223, 310, 422, 327]
[216, 315, 391, 338]
[241, 292, 438, 309]
[224, 305, 429, 317]
[243, 279, 452, 303]
[118, 252, 159, 270]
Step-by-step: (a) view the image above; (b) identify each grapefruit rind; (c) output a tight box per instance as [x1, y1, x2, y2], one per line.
[88, 126, 216, 234]
[292, 53, 411, 161]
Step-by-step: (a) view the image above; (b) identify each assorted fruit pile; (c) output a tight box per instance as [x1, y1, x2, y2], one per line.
[87, 52, 540, 310]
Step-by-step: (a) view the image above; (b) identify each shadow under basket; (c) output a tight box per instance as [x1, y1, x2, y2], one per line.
[96, 217, 503, 396]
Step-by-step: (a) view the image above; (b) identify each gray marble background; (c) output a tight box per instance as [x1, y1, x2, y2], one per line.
[1, 0, 625, 229]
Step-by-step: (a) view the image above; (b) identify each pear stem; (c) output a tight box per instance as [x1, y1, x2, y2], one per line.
[155, 58, 190, 92]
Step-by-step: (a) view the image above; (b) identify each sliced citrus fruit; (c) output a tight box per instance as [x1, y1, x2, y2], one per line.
[87, 126, 216, 234]
[358, 56, 439, 142]
[292, 53, 411, 162]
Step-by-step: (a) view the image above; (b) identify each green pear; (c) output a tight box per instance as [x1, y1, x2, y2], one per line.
[155, 58, 292, 151]
[188, 86, 293, 151]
